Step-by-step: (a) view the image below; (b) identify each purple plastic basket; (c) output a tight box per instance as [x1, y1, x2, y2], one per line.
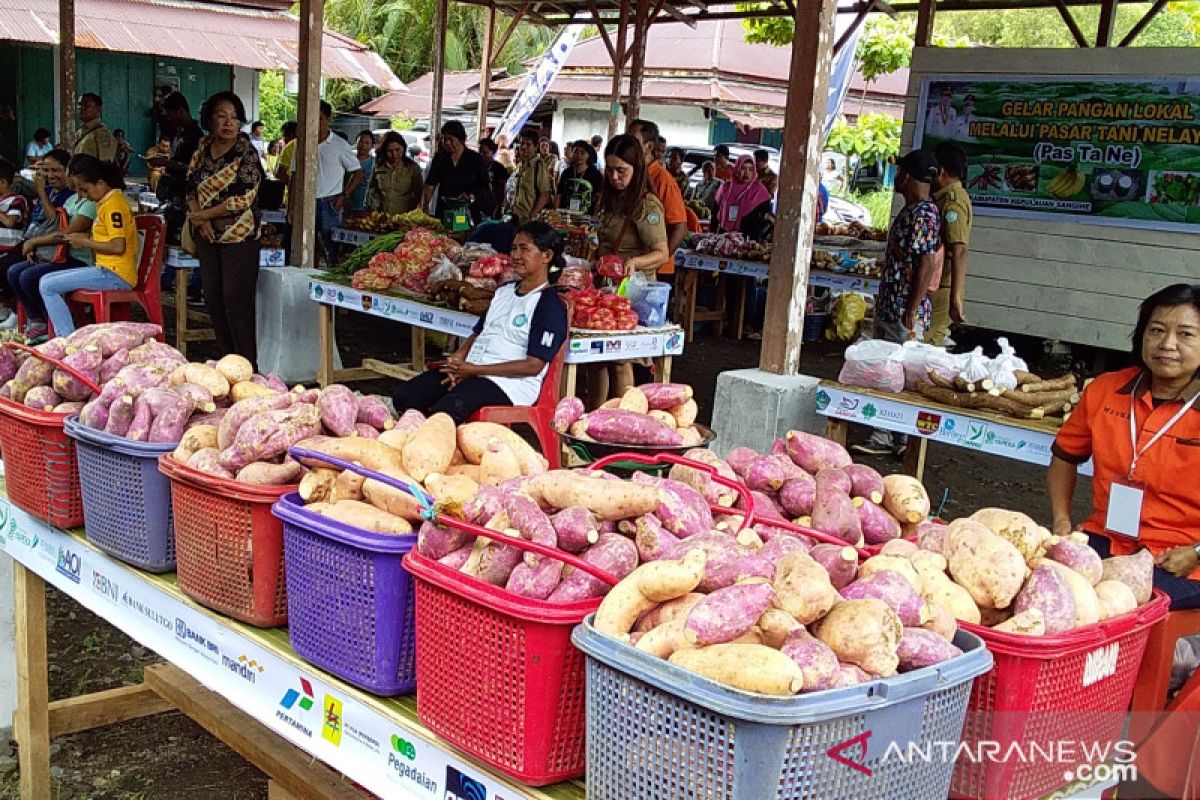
[273, 492, 418, 695]
[64, 415, 177, 572]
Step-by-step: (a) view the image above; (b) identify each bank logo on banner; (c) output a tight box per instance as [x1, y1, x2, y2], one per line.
[445, 766, 486, 800]
[55, 546, 82, 584]
[386, 734, 437, 794]
[221, 654, 264, 685]
[321, 694, 342, 747]
[277, 677, 315, 738]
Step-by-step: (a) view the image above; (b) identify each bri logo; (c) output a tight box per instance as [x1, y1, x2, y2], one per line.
[280, 678, 315, 712]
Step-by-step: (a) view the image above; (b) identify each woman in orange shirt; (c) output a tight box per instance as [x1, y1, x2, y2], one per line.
[1049, 283, 1200, 609]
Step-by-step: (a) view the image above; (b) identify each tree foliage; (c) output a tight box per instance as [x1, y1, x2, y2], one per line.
[826, 112, 902, 165]
[258, 71, 294, 141]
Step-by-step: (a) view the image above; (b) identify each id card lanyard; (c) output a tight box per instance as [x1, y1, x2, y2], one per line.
[1108, 373, 1200, 538]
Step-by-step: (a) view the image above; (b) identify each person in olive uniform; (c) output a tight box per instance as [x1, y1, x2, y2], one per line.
[508, 129, 553, 225]
[927, 141, 973, 348]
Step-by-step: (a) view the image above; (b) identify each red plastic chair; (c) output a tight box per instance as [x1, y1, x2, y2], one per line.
[1131, 607, 1200, 717]
[67, 214, 165, 335]
[468, 332, 569, 470]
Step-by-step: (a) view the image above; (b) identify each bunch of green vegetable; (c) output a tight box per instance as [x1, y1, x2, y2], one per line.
[331, 231, 409, 276]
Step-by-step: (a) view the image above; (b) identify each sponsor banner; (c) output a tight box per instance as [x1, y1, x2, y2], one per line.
[915, 75, 1200, 233]
[566, 328, 684, 364]
[309, 279, 479, 338]
[815, 385, 1093, 475]
[675, 252, 879, 294]
[329, 227, 379, 246]
[0, 495, 550, 800]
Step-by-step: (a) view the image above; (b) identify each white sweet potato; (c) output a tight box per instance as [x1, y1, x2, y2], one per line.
[858, 554, 921, 592]
[881, 474, 930, 524]
[946, 519, 1027, 610]
[1099, 549, 1154, 605]
[456, 421, 547, 475]
[402, 412, 457, 481]
[594, 549, 707, 637]
[970, 508, 1052, 567]
[669, 643, 803, 695]
[617, 386, 649, 414]
[813, 599, 903, 677]
[1094, 580, 1138, 619]
[993, 608, 1046, 635]
[526, 471, 661, 521]
[772, 551, 838, 624]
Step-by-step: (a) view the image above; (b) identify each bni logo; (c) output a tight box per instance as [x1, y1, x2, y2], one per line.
[445, 765, 486, 800]
[280, 678, 315, 712]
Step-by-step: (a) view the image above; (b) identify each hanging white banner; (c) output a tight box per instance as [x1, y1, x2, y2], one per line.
[496, 24, 585, 141]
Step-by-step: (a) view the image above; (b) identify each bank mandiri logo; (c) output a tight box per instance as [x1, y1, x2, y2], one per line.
[280, 678, 315, 712]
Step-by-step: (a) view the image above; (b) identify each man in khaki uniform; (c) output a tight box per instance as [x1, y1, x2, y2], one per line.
[73, 93, 118, 163]
[508, 129, 551, 225]
[928, 141, 973, 347]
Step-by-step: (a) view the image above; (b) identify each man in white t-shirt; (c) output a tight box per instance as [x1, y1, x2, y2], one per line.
[288, 100, 363, 266]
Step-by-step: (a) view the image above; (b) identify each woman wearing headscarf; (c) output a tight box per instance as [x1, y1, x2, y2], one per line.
[715, 155, 773, 241]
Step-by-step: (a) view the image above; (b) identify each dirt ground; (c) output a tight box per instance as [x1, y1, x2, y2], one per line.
[0, 308, 1093, 799]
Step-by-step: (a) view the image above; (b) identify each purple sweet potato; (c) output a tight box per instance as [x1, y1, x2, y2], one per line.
[631, 473, 713, 537]
[261, 373, 287, 393]
[1045, 535, 1103, 585]
[637, 382, 692, 410]
[736, 553, 775, 580]
[11, 356, 53, 402]
[291, 388, 320, 404]
[547, 533, 638, 603]
[1100, 548, 1154, 605]
[464, 484, 504, 525]
[917, 522, 950, 555]
[815, 468, 852, 496]
[897, 628, 963, 671]
[725, 446, 760, 478]
[785, 430, 852, 473]
[437, 543, 475, 570]
[418, 520, 471, 560]
[218, 404, 322, 472]
[127, 340, 186, 369]
[809, 543, 859, 589]
[769, 454, 807, 482]
[0, 347, 18, 384]
[832, 663, 875, 688]
[669, 531, 741, 592]
[110, 364, 168, 394]
[188, 407, 228, 428]
[24, 385, 61, 411]
[354, 423, 380, 439]
[98, 348, 130, 384]
[0, 381, 12, 400]
[173, 383, 216, 413]
[745, 456, 788, 493]
[667, 448, 739, 507]
[758, 533, 810, 564]
[506, 558, 564, 600]
[35, 337, 68, 360]
[550, 506, 600, 553]
[586, 409, 683, 447]
[503, 492, 557, 567]
[552, 396, 585, 433]
[148, 394, 194, 443]
[778, 474, 817, 517]
[858, 501, 902, 545]
[781, 628, 840, 691]
[126, 395, 153, 441]
[747, 490, 787, 522]
[52, 401, 85, 414]
[186, 447, 234, 479]
[684, 582, 776, 646]
[395, 409, 426, 433]
[634, 514, 680, 562]
[355, 395, 394, 431]
[811, 478, 863, 545]
[317, 384, 359, 437]
[218, 392, 295, 450]
[841, 570, 930, 626]
[80, 396, 111, 429]
[51, 345, 101, 401]
[1013, 565, 1076, 634]
[844, 464, 886, 504]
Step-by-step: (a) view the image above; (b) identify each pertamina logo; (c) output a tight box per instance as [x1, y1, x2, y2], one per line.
[322, 695, 343, 746]
[444, 766, 486, 800]
[55, 546, 82, 584]
[385, 734, 437, 794]
[276, 677, 315, 738]
[827, 731, 874, 776]
[916, 411, 942, 435]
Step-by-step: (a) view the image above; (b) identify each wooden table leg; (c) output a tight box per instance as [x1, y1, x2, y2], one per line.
[903, 436, 928, 481]
[563, 363, 577, 399]
[682, 271, 698, 344]
[317, 304, 334, 388]
[658, 355, 672, 383]
[824, 418, 849, 446]
[713, 275, 727, 337]
[14, 564, 51, 800]
[175, 267, 189, 359]
[410, 326, 426, 373]
[733, 276, 747, 341]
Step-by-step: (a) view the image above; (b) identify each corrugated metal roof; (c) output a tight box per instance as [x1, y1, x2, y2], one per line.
[0, 0, 402, 90]
[361, 70, 495, 118]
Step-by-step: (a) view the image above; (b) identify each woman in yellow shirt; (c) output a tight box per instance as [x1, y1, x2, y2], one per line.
[38, 155, 137, 336]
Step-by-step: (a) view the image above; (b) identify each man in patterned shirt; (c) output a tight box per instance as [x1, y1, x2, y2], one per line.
[853, 149, 942, 456]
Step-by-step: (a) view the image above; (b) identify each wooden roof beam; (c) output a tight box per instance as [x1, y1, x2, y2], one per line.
[836, 0, 876, 53]
[1119, 0, 1168, 45]
[1096, 0, 1118, 45]
[661, 1, 698, 25]
[1055, 0, 1089, 46]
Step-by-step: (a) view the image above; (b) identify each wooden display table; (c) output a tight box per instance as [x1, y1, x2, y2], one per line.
[162, 247, 215, 359]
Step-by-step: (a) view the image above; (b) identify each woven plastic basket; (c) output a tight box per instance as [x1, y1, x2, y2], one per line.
[159, 455, 293, 627]
[65, 415, 177, 572]
[274, 491, 418, 695]
[951, 589, 1170, 800]
[574, 617, 993, 800]
[0, 398, 84, 528]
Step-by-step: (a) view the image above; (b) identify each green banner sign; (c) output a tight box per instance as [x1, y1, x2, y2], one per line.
[914, 76, 1200, 231]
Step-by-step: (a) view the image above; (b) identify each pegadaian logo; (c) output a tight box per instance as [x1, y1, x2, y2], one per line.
[385, 734, 437, 794]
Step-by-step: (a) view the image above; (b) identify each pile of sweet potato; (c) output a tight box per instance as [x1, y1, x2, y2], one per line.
[553, 383, 704, 448]
[909, 510, 1155, 635]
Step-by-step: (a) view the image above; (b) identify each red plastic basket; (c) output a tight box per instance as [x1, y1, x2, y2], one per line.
[0, 342, 103, 529]
[951, 589, 1170, 800]
[159, 455, 295, 627]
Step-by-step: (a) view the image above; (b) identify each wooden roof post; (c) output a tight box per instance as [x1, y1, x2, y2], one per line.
[915, 0, 936, 47]
[58, 0, 76, 147]
[757, 0, 837, 375]
[477, 5, 496, 140]
[430, 0, 449, 142]
[607, 3, 630, 140]
[1096, 0, 1118, 46]
[290, 0, 323, 269]
[626, 0, 651, 124]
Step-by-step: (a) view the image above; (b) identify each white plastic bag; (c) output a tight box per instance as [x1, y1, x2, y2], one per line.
[986, 337, 1029, 392]
[839, 339, 906, 393]
[902, 341, 962, 390]
[427, 258, 462, 285]
[960, 347, 990, 384]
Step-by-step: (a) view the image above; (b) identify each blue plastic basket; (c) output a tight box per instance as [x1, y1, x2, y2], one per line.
[64, 415, 177, 572]
[572, 618, 992, 800]
[273, 492, 418, 695]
